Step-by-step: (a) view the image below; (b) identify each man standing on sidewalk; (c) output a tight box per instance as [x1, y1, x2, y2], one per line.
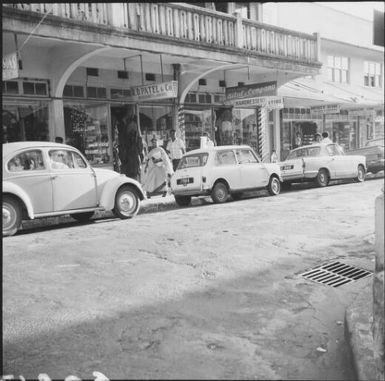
[166, 129, 186, 171]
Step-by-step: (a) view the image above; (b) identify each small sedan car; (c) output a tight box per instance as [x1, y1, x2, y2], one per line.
[170, 145, 282, 206]
[3, 142, 146, 236]
[279, 143, 366, 187]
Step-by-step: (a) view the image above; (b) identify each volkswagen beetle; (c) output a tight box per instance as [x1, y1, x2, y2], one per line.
[3, 142, 146, 236]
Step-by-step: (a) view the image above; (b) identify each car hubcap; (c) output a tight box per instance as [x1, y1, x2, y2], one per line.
[217, 187, 226, 200]
[3, 204, 15, 229]
[320, 173, 325, 183]
[358, 169, 364, 180]
[119, 192, 137, 215]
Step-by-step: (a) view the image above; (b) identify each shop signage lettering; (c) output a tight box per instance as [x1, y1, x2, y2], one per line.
[2, 52, 18, 81]
[225, 81, 277, 101]
[348, 109, 375, 117]
[229, 96, 284, 109]
[310, 104, 340, 114]
[124, 81, 178, 101]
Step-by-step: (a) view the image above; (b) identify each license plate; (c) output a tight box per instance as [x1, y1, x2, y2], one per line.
[281, 165, 294, 170]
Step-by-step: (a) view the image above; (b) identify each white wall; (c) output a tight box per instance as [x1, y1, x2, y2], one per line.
[262, 2, 383, 51]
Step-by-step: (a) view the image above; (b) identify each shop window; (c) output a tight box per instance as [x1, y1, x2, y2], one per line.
[3, 81, 19, 94]
[64, 104, 110, 166]
[214, 94, 225, 104]
[185, 93, 197, 103]
[327, 55, 349, 83]
[364, 61, 382, 88]
[198, 94, 211, 103]
[64, 85, 85, 98]
[2, 102, 49, 143]
[185, 108, 213, 151]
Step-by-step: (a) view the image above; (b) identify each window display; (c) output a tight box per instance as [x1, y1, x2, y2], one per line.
[64, 103, 111, 166]
[185, 108, 213, 151]
[3, 102, 49, 143]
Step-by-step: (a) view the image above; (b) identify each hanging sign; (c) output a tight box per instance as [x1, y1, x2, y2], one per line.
[310, 104, 340, 114]
[125, 80, 178, 101]
[228, 96, 284, 109]
[2, 52, 18, 81]
[225, 81, 277, 101]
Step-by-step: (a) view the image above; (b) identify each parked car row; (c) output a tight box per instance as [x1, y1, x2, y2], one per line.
[3, 141, 368, 236]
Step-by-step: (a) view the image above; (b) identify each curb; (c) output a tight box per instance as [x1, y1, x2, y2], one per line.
[344, 282, 376, 381]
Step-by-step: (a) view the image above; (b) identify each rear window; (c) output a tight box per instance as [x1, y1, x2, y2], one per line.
[286, 147, 321, 160]
[178, 153, 209, 169]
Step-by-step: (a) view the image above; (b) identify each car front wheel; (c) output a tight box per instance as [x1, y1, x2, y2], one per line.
[211, 182, 229, 203]
[316, 169, 329, 187]
[175, 195, 192, 207]
[3, 196, 22, 237]
[267, 176, 281, 196]
[355, 165, 365, 182]
[113, 185, 140, 219]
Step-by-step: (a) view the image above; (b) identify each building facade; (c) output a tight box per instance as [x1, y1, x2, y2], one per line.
[262, 2, 384, 159]
[3, 2, 323, 175]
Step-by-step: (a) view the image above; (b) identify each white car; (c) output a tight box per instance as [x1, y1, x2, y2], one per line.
[170, 145, 282, 206]
[279, 143, 366, 187]
[3, 142, 146, 236]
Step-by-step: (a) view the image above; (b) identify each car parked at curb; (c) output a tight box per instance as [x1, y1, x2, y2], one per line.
[346, 137, 384, 174]
[279, 143, 366, 188]
[3, 142, 146, 236]
[170, 145, 282, 206]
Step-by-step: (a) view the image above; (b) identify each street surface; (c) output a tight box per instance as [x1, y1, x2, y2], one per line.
[3, 178, 383, 379]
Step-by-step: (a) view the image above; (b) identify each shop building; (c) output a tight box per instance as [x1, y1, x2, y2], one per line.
[262, 2, 384, 159]
[3, 2, 322, 174]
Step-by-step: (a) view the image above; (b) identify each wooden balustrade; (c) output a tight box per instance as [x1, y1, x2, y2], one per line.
[5, 3, 318, 62]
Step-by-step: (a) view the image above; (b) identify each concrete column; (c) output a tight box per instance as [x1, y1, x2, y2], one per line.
[373, 187, 384, 381]
[273, 109, 281, 160]
[49, 99, 65, 142]
[313, 32, 321, 62]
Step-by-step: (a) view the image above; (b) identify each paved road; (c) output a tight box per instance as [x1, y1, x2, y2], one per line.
[3, 178, 382, 380]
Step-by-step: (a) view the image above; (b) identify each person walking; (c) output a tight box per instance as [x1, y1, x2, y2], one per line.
[166, 129, 185, 171]
[321, 131, 333, 144]
[313, 133, 322, 144]
[143, 138, 174, 197]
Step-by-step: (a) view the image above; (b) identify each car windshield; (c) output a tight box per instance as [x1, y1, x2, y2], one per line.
[177, 153, 209, 169]
[366, 139, 384, 147]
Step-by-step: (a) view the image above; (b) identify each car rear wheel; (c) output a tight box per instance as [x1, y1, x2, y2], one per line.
[211, 182, 228, 203]
[174, 195, 192, 207]
[113, 185, 140, 219]
[355, 165, 365, 182]
[267, 176, 281, 196]
[316, 169, 329, 187]
[3, 196, 22, 237]
[71, 212, 94, 222]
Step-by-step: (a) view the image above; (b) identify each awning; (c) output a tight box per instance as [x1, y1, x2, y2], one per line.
[279, 77, 384, 109]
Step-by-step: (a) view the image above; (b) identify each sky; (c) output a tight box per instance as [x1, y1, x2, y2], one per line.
[316, 2, 384, 20]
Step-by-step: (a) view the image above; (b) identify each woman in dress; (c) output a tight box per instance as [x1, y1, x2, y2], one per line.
[142, 138, 174, 197]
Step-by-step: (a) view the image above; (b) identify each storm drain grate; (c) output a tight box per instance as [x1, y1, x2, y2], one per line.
[300, 261, 372, 287]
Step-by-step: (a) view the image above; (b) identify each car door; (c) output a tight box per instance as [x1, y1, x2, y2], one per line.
[325, 144, 349, 178]
[280, 148, 306, 181]
[6, 149, 53, 214]
[213, 149, 241, 189]
[48, 149, 98, 211]
[235, 148, 268, 188]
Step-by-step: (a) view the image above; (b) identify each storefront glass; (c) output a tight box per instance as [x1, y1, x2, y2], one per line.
[138, 105, 174, 151]
[232, 108, 259, 152]
[3, 101, 49, 143]
[64, 103, 111, 166]
[185, 108, 213, 151]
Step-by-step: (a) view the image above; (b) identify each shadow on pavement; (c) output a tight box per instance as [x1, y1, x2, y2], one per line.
[3, 254, 357, 380]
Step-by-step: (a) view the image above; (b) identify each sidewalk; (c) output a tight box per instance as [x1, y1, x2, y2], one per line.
[344, 282, 376, 381]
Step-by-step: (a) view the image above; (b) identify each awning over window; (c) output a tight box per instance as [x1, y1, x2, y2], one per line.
[279, 77, 384, 109]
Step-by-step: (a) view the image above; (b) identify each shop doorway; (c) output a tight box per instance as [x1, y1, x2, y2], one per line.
[111, 105, 143, 180]
[291, 121, 318, 148]
[214, 108, 233, 146]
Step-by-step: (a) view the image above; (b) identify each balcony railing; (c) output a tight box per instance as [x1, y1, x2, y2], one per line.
[5, 3, 320, 62]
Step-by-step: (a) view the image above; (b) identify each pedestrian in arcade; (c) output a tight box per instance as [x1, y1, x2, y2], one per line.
[313, 133, 322, 144]
[321, 131, 333, 144]
[166, 129, 186, 171]
[143, 138, 174, 198]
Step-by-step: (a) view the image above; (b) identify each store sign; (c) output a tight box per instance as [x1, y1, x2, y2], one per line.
[2, 52, 18, 81]
[125, 80, 178, 101]
[225, 81, 277, 101]
[229, 96, 284, 109]
[348, 108, 375, 117]
[310, 104, 340, 114]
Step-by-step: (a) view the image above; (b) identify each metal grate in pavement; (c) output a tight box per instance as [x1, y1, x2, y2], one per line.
[300, 261, 372, 287]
